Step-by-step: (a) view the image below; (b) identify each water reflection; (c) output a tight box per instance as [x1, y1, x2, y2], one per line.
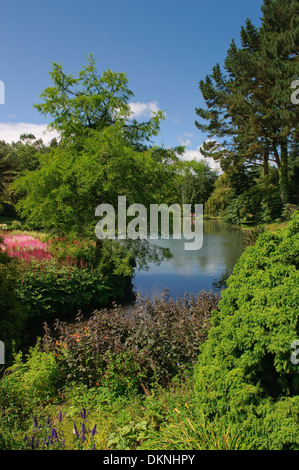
[131, 219, 245, 300]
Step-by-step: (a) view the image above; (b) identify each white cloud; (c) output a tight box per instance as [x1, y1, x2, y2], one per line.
[178, 132, 194, 147]
[0, 122, 60, 144]
[179, 147, 221, 171]
[176, 135, 221, 171]
[129, 101, 161, 120]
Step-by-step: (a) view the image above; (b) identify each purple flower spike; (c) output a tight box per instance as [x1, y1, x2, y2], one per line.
[91, 424, 97, 436]
[81, 422, 86, 443]
[80, 408, 87, 420]
[73, 421, 79, 438]
[33, 417, 38, 428]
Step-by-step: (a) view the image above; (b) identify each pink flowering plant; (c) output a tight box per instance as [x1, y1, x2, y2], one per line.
[1, 233, 51, 262]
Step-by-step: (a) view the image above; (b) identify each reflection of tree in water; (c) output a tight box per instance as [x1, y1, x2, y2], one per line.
[118, 238, 173, 271]
[212, 268, 233, 292]
[116, 238, 174, 307]
[119, 220, 246, 300]
[163, 221, 245, 275]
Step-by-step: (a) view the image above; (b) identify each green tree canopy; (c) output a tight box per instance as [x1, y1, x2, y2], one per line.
[34, 53, 165, 149]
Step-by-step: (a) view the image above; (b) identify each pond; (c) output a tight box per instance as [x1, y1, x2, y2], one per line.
[129, 219, 246, 303]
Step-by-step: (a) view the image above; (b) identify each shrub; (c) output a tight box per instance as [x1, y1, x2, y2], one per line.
[127, 291, 219, 385]
[2, 233, 51, 261]
[42, 290, 220, 392]
[15, 259, 112, 320]
[193, 211, 299, 449]
[0, 343, 60, 426]
[0, 242, 26, 362]
[281, 203, 298, 221]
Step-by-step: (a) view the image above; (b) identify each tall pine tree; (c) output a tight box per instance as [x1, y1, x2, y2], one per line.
[196, 0, 299, 204]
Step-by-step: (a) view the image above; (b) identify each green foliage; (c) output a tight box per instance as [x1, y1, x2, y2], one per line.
[281, 203, 298, 221]
[33, 54, 165, 143]
[0, 343, 60, 424]
[11, 124, 175, 238]
[145, 407, 254, 450]
[193, 212, 299, 449]
[217, 169, 283, 225]
[107, 419, 150, 450]
[0, 245, 26, 362]
[15, 252, 132, 321]
[172, 159, 218, 209]
[242, 225, 266, 246]
[101, 350, 146, 396]
[0, 201, 17, 218]
[205, 173, 233, 218]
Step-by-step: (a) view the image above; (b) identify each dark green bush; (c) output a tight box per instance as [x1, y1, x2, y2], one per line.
[0, 248, 26, 363]
[16, 259, 112, 319]
[14, 239, 134, 322]
[193, 211, 299, 450]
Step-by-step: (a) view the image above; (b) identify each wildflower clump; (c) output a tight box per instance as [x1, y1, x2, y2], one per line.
[23, 409, 98, 450]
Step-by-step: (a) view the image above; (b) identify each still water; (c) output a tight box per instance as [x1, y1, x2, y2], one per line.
[130, 219, 246, 301]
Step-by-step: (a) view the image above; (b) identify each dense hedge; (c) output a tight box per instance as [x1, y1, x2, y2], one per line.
[16, 259, 127, 320]
[193, 211, 299, 450]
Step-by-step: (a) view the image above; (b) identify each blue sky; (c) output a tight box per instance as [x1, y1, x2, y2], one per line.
[0, 0, 264, 167]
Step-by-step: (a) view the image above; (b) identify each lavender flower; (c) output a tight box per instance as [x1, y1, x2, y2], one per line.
[91, 424, 97, 436]
[81, 422, 86, 442]
[73, 421, 79, 438]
